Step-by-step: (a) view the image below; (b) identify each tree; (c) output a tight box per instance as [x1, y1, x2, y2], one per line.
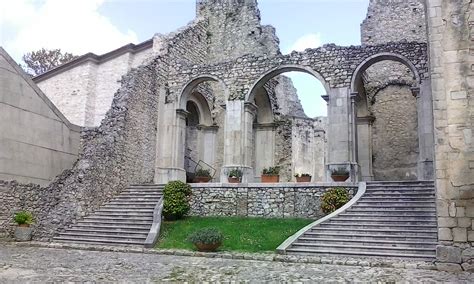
[22, 48, 78, 76]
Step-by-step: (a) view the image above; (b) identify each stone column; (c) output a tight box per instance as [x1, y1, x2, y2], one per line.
[412, 84, 435, 180]
[325, 87, 358, 182]
[154, 106, 188, 183]
[220, 100, 255, 182]
[357, 116, 375, 181]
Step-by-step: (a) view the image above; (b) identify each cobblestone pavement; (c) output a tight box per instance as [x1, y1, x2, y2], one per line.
[0, 245, 472, 283]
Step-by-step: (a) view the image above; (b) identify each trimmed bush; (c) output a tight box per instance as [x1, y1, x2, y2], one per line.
[163, 181, 192, 220]
[187, 227, 224, 245]
[14, 211, 34, 226]
[321, 187, 350, 214]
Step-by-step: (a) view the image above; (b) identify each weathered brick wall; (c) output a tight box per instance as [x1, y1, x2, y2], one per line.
[189, 183, 356, 218]
[426, 0, 474, 272]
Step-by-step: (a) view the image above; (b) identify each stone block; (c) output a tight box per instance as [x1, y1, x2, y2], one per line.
[462, 248, 474, 262]
[438, 217, 457, 228]
[437, 200, 449, 217]
[469, 231, 474, 242]
[458, 218, 472, 228]
[456, 207, 465, 217]
[439, 228, 453, 241]
[453, 228, 468, 242]
[461, 262, 474, 272]
[436, 263, 463, 272]
[436, 245, 461, 263]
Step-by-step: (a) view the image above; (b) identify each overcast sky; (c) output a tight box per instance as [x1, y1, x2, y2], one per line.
[0, 0, 369, 117]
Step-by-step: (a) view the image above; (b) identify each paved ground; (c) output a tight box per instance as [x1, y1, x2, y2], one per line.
[0, 245, 472, 283]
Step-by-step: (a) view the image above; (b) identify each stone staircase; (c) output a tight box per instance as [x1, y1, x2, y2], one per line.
[54, 184, 163, 246]
[285, 181, 437, 260]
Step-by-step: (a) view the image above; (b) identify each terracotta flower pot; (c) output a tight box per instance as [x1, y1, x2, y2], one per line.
[194, 176, 212, 183]
[194, 242, 221, 252]
[261, 174, 279, 183]
[331, 174, 349, 182]
[296, 176, 312, 182]
[228, 177, 240, 183]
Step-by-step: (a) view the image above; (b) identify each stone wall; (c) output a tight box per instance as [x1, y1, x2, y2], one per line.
[371, 85, 419, 180]
[196, 0, 280, 63]
[189, 183, 356, 219]
[426, 0, 474, 272]
[361, 0, 426, 46]
[36, 44, 153, 127]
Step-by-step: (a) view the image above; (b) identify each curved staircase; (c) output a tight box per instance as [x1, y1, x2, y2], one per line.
[282, 181, 437, 261]
[54, 184, 163, 246]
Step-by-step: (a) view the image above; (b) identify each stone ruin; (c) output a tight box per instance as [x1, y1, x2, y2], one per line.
[0, 0, 473, 270]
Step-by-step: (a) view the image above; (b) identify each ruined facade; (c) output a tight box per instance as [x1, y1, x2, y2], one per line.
[0, 0, 472, 270]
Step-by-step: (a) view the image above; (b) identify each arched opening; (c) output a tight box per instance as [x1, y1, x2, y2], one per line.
[179, 76, 227, 183]
[352, 53, 421, 181]
[247, 65, 329, 182]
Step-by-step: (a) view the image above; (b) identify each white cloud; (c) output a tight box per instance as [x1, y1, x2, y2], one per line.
[0, 0, 138, 62]
[286, 33, 322, 54]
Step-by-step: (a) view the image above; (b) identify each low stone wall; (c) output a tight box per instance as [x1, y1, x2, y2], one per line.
[189, 183, 356, 219]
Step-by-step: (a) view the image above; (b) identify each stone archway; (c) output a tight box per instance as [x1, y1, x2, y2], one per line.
[350, 52, 434, 181]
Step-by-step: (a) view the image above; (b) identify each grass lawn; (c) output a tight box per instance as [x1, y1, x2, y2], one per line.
[156, 216, 313, 253]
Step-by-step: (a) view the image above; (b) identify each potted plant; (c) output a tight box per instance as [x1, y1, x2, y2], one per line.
[14, 211, 34, 241]
[194, 168, 212, 183]
[294, 173, 312, 183]
[163, 181, 192, 221]
[261, 166, 280, 183]
[228, 168, 243, 183]
[331, 167, 350, 182]
[187, 227, 223, 252]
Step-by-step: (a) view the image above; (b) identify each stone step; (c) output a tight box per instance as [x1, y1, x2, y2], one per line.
[356, 201, 434, 206]
[101, 205, 157, 210]
[364, 192, 435, 197]
[57, 232, 148, 240]
[83, 216, 153, 222]
[309, 227, 437, 235]
[291, 242, 435, 253]
[304, 231, 438, 241]
[297, 237, 438, 247]
[338, 212, 436, 218]
[65, 228, 150, 234]
[328, 217, 436, 224]
[319, 223, 437, 229]
[53, 236, 145, 246]
[96, 208, 154, 213]
[92, 212, 153, 218]
[107, 202, 158, 206]
[361, 197, 435, 201]
[73, 223, 151, 230]
[78, 220, 152, 226]
[346, 208, 436, 213]
[115, 194, 162, 199]
[286, 247, 435, 260]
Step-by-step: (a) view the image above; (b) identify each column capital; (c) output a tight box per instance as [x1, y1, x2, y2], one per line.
[410, 87, 420, 99]
[244, 102, 258, 115]
[176, 109, 190, 118]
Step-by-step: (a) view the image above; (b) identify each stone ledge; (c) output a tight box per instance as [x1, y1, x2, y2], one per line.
[190, 182, 357, 188]
[6, 241, 437, 271]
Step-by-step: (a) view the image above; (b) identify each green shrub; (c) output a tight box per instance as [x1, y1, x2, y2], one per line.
[195, 168, 211, 177]
[163, 181, 192, 220]
[321, 187, 350, 214]
[14, 211, 34, 226]
[187, 227, 224, 245]
[262, 166, 280, 175]
[228, 168, 243, 178]
[331, 167, 349, 175]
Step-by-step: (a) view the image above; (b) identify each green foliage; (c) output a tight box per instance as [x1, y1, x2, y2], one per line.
[262, 166, 280, 175]
[22, 48, 78, 76]
[157, 217, 312, 252]
[163, 181, 192, 220]
[186, 227, 224, 245]
[331, 167, 349, 175]
[228, 168, 243, 178]
[14, 211, 34, 226]
[321, 187, 350, 214]
[294, 173, 311, 178]
[195, 168, 211, 178]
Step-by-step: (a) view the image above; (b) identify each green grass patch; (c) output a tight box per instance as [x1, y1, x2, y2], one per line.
[156, 216, 312, 253]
